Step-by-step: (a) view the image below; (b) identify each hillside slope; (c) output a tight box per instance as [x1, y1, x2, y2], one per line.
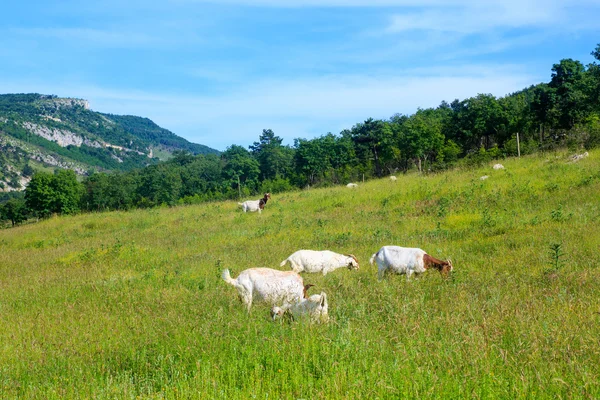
[0, 150, 599, 398]
[0, 93, 219, 192]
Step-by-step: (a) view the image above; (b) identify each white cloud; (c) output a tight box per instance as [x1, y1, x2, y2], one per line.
[386, 6, 557, 35]
[383, 1, 600, 35]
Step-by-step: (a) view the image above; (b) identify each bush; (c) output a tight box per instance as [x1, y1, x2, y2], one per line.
[503, 136, 539, 156]
[461, 145, 504, 167]
[259, 177, 294, 194]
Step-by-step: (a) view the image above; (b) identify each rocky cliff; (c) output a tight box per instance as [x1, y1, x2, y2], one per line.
[0, 93, 219, 192]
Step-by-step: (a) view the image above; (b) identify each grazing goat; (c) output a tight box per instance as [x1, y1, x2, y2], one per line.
[389, 175, 397, 181]
[238, 193, 271, 213]
[370, 246, 453, 280]
[493, 163, 505, 170]
[569, 152, 589, 162]
[280, 250, 359, 275]
[346, 183, 358, 188]
[271, 292, 329, 323]
[222, 267, 312, 312]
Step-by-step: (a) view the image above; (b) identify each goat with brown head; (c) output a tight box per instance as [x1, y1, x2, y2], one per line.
[423, 254, 453, 276]
[258, 193, 271, 210]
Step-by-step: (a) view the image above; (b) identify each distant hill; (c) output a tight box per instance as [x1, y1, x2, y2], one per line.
[0, 93, 219, 192]
[101, 114, 217, 156]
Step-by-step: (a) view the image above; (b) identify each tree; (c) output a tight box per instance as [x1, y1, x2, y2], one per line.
[588, 43, 600, 113]
[22, 163, 34, 178]
[249, 129, 293, 181]
[549, 59, 589, 129]
[499, 90, 537, 148]
[462, 94, 506, 150]
[25, 172, 54, 218]
[0, 198, 28, 226]
[346, 118, 396, 177]
[221, 145, 261, 194]
[50, 169, 84, 214]
[294, 137, 332, 185]
[179, 154, 224, 199]
[398, 108, 445, 172]
[137, 164, 182, 207]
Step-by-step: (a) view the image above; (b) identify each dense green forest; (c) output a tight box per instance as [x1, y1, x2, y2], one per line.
[2, 44, 600, 223]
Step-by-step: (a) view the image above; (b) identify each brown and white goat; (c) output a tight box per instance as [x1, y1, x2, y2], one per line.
[238, 193, 271, 213]
[370, 246, 453, 280]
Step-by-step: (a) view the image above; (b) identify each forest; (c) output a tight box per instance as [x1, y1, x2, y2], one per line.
[2, 44, 600, 224]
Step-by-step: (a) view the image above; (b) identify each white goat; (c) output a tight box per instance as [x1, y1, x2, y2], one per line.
[389, 175, 397, 181]
[569, 152, 589, 162]
[238, 193, 271, 213]
[222, 267, 312, 312]
[493, 163, 505, 170]
[346, 183, 358, 188]
[370, 246, 453, 281]
[280, 250, 359, 275]
[271, 292, 329, 323]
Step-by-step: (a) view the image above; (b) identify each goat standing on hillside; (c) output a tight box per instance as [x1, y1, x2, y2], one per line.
[222, 267, 313, 312]
[238, 193, 271, 213]
[280, 250, 359, 275]
[370, 246, 453, 280]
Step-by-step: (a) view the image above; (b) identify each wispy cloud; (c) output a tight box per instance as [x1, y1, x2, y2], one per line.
[386, 6, 556, 35]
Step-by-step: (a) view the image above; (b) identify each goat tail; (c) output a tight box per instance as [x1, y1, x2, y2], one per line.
[279, 258, 289, 268]
[237, 202, 244, 206]
[369, 251, 379, 265]
[221, 269, 238, 286]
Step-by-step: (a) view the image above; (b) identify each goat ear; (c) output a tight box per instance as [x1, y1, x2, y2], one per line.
[320, 292, 327, 307]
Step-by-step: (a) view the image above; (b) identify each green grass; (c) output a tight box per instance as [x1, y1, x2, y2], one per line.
[1, 150, 600, 399]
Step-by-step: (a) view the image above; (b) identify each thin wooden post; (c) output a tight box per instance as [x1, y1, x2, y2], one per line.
[516, 132, 521, 158]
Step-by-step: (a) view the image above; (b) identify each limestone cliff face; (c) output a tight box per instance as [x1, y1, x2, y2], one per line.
[22, 122, 102, 148]
[38, 96, 90, 110]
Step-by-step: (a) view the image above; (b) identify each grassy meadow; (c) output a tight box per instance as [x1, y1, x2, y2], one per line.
[1, 150, 600, 399]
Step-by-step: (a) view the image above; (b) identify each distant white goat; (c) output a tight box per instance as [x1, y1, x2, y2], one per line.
[238, 193, 271, 213]
[370, 246, 453, 281]
[480, 175, 489, 180]
[493, 164, 505, 170]
[222, 267, 312, 312]
[569, 152, 589, 162]
[389, 175, 397, 181]
[271, 292, 329, 323]
[280, 250, 359, 275]
[346, 183, 358, 188]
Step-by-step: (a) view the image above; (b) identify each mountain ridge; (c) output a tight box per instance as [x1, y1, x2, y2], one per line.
[0, 93, 219, 192]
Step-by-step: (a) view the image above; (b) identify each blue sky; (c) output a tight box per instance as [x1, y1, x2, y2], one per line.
[1, 0, 599, 151]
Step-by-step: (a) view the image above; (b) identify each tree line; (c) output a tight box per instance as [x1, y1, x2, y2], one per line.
[2, 44, 600, 225]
